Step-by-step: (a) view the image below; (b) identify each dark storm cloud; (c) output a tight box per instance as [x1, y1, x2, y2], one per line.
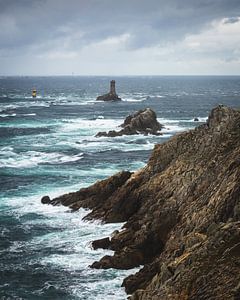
[0, 0, 240, 55]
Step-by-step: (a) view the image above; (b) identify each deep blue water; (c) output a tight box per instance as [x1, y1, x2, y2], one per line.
[0, 76, 239, 299]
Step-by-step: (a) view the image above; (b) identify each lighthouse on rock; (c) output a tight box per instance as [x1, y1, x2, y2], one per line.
[96, 80, 122, 101]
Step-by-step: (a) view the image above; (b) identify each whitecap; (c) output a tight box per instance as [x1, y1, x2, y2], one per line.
[161, 124, 188, 133]
[0, 113, 16, 118]
[0, 150, 83, 168]
[59, 118, 122, 133]
[122, 98, 146, 102]
[22, 113, 36, 116]
[3, 167, 141, 300]
[148, 94, 165, 98]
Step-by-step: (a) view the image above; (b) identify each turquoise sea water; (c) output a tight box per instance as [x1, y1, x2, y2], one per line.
[0, 76, 240, 299]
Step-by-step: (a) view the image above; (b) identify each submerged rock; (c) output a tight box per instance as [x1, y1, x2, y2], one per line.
[96, 108, 163, 137]
[42, 105, 240, 299]
[96, 80, 121, 101]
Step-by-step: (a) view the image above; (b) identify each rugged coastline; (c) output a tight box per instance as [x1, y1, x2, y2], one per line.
[42, 105, 240, 299]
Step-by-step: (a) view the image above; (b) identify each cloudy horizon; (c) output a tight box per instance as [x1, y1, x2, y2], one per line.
[0, 0, 240, 76]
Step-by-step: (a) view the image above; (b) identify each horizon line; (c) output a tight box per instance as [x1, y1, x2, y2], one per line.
[1, 74, 240, 77]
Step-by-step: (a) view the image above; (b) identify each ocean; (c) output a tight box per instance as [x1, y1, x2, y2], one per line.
[0, 76, 239, 299]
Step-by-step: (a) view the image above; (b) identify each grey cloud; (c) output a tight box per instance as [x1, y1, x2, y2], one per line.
[223, 17, 240, 24]
[1, 0, 240, 54]
[0, 0, 240, 75]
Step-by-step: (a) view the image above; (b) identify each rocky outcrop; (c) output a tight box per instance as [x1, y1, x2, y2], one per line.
[96, 80, 122, 101]
[41, 195, 51, 204]
[96, 108, 163, 137]
[45, 170, 133, 222]
[42, 105, 240, 299]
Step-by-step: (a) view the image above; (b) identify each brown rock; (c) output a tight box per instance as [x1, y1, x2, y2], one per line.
[96, 108, 163, 137]
[92, 237, 110, 250]
[42, 105, 240, 300]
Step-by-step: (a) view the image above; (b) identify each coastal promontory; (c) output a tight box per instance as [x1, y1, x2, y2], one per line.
[42, 105, 240, 299]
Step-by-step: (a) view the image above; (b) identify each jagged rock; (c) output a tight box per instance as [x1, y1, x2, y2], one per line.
[96, 80, 121, 101]
[194, 117, 199, 121]
[44, 170, 133, 221]
[42, 105, 240, 300]
[96, 108, 163, 137]
[92, 237, 110, 250]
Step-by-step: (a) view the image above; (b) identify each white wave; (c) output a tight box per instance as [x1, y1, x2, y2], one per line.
[157, 117, 203, 134]
[122, 98, 146, 102]
[0, 101, 50, 111]
[0, 113, 16, 118]
[59, 118, 122, 133]
[147, 94, 165, 98]
[0, 150, 83, 168]
[0, 113, 37, 118]
[5, 185, 139, 300]
[22, 113, 36, 116]
[162, 124, 188, 134]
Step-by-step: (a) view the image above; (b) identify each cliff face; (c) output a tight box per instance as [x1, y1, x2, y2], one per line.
[42, 105, 240, 299]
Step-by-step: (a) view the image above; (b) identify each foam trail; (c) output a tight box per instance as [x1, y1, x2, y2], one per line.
[0, 150, 83, 168]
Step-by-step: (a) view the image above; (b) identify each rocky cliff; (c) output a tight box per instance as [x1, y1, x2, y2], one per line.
[42, 105, 240, 299]
[96, 108, 163, 137]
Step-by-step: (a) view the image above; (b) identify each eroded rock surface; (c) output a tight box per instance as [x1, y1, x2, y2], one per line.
[42, 105, 240, 299]
[96, 108, 163, 137]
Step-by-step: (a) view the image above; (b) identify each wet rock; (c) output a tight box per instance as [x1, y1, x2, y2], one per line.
[45, 170, 133, 222]
[96, 108, 163, 137]
[194, 117, 199, 121]
[92, 237, 110, 250]
[41, 195, 51, 204]
[91, 249, 144, 269]
[42, 105, 240, 300]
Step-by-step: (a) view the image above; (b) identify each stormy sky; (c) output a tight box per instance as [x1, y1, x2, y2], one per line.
[0, 0, 240, 75]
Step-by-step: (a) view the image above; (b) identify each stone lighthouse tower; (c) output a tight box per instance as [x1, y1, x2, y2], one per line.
[96, 79, 122, 101]
[110, 80, 116, 95]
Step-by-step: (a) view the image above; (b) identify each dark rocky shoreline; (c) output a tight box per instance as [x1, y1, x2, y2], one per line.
[42, 105, 240, 299]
